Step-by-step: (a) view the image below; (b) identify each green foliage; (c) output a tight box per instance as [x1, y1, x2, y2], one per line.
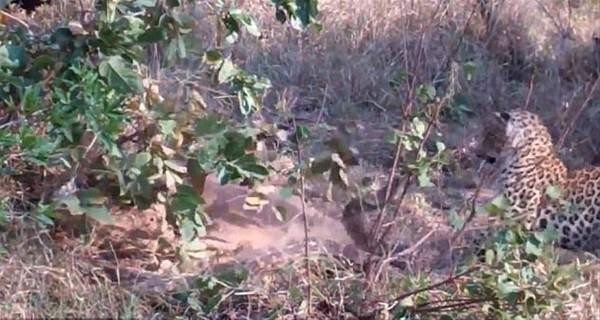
[0, 0, 320, 259]
[204, 50, 272, 115]
[388, 117, 449, 187]
[172, 266, 249, 316]
[271, 0, 320, 30]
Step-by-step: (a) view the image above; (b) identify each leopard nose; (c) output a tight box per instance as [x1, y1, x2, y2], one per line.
[475, 153, 496, 164]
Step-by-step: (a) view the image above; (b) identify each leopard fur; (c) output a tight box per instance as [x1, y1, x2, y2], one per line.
[494, 110, 600, 253]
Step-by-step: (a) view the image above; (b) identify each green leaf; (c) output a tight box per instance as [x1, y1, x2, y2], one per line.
[204, 50, 223, 64]
[33, 204, 56, 226]
[222, 13, 241, 44]
[525, 234, 543, 257]
[417, 167, 434, 187]
[537, 225, 559, 243]
[98, 56, 143, 94]
[485, 195, 510, 216]
[223, 132, 251, 161]
[239, 86, 260, 115]
[138, 27, 167, 43]
[498, 278, 521, 299]
[0, 44, 25, 69]
[57, 195, 113, 224]
[235, 161, 269, 180]
[294, 125, 310, 142]
[216, 163, 241, 184]
[180, 217, 199, 242]
[411, 117, 426, 138]
[171, 185, 204, 217]
[85, 207, 114, 224]
[448, 210, 464, 231]
[229, 9, 261, 37]
[176, 34, 186, 59]
[0, 208, 7, 225]
[217, 59, 239, 83]
[133, 152, 152, 168]
[463, 61, 477, 81]
[416, 84, 436, 103]
[195, 114, 227, 136]
[159, 119, 177, 137]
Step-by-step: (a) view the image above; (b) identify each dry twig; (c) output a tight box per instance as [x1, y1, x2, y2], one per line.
[292, 117, 312, 316]
[557, 77, 600, 149]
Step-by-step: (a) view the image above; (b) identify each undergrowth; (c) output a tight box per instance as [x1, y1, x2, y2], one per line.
[1, 0, 600, 319]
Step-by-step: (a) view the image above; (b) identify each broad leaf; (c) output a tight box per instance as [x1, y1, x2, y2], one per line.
[98, 56, 143, 93]
[0, 44, 25, 69]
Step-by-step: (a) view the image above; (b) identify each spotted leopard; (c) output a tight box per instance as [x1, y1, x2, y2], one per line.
[488, 109, 600, 253]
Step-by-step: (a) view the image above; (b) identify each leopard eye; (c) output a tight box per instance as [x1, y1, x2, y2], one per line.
[499, 112, 510, 122]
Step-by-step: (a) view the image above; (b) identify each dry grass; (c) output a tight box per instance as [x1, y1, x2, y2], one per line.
[4, 0, 600, 318]
[0, 226, 155, 318]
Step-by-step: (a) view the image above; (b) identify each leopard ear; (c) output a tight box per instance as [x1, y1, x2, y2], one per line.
[495, 112, 510, 122]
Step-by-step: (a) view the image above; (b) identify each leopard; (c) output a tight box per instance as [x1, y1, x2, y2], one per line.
[481, 109, 600, 254]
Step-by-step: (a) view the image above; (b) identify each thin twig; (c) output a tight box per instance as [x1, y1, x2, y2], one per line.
[534, 0, 565, 34]
[392, 266, 478, 303]
[523, 74, 535, 110]
[292, 117, 312, 316]
[314, 85, 328, 126]
[395, 229, 436, 258]
[380, 103, 444, 242]
[557, 76, 599, 149]
[452, 162, 497, 242]
[413, 297, 493, 314]
[0, 10, 33, 35]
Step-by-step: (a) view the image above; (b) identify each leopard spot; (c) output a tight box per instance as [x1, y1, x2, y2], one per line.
[539, 218, 548, 229]
[574, 240, 582, 247]
[562, 225, 571, 235]
[526, 180, 535, 188]
[586, 187, 595, 197]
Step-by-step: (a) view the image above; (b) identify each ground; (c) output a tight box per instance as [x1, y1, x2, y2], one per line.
[3, 0, 600, 318]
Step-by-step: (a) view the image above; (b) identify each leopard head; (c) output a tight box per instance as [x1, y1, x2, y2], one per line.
[496, 110, 554, 156]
